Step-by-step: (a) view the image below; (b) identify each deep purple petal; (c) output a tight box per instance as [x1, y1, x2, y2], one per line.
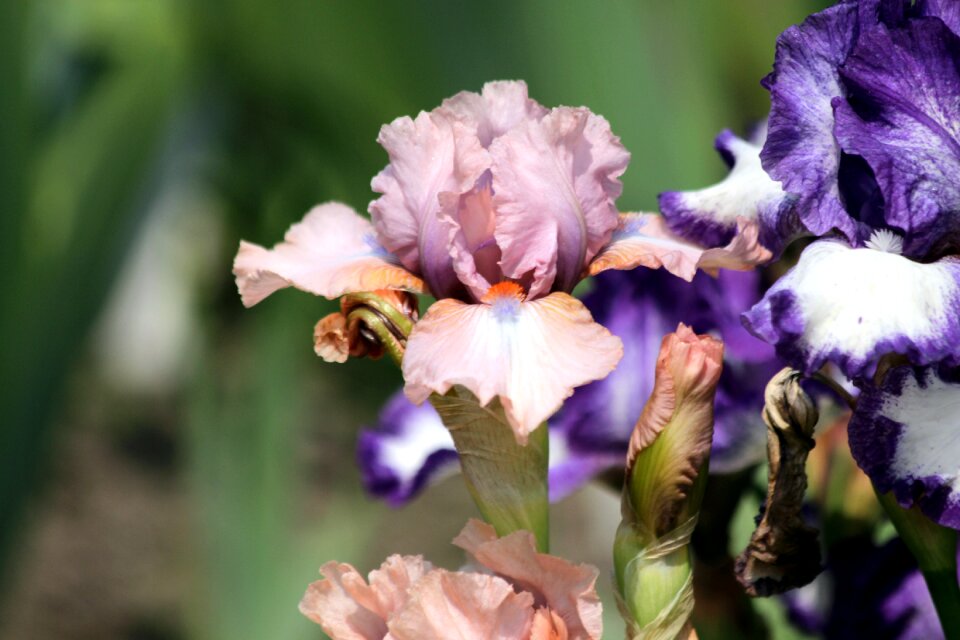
[849, 365, 960, 529]
[761, 3, 862, 242]
[917, 0, 960, 36]
[834, 19, 960, 258]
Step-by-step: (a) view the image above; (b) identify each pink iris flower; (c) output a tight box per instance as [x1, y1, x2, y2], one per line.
[233, 81, 767, 443]
[299, 518, 601, 640]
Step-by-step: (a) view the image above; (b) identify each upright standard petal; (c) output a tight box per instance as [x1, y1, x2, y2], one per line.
[586, 213, 771, 282]
[370, 112, 489, 298]
[453, 519, 603, 640]
[743, 239, 960, 379]
[387, 570, 535, 640]
[438, 80, 548, 147]
[402, 286, 623, 443]
[233, 203, 424, 306]
[761, 3, 860, 241]
[299, 555, 433, 640]
[849, 365, 960, 529]
[659, 129, 800, 254]
[834, 19, 960, 257]
[492, 107, 630, 297]
[356, 392, 458, 507]
[438, 173, 503, 301]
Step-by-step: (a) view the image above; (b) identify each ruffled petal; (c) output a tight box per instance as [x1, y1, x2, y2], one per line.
[233, 203, 425, 306]
[437, 174, 502, 301]
[834, 18, 960, 257]
[299, 555, 432, 639]
[386, 570, 535, 640]
[370, 112, 489, 298]
[761, 3, 860, 241]
[356, 392, 458, 507]
[743, 239, 960, 379]
[849, 365, 960, 528]
[402, 289, 623, 443]
[492, 107, 630, 297]
[438, 80, 548, 147]
[453, 519, 603, 640]
[586, 213, 771, 281]
[659, 128, 801, 254]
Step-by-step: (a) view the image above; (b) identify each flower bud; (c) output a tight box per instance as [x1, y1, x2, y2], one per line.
[614, 324, 723, 639]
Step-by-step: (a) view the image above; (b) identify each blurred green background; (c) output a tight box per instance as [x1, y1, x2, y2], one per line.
[0, 1, 826, 638]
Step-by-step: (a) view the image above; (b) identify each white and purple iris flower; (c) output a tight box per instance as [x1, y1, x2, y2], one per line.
[660, 0, 960, 527]
[357, 268, 781, 506]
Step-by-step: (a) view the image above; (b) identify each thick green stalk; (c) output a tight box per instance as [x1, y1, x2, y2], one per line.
[877, 491, 960, 639]
[430, 388, 550, 552]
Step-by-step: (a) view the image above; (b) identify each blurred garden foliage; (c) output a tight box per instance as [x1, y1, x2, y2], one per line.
[0, 1, 826, 638]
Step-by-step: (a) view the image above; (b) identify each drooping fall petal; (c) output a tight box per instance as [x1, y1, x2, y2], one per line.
[492, 107, 630, 297]
[233, 203, 424, 306]
[452, 519, 603, 640]
[402, 287, 623, 443]
[742, 237, 960, 379]
[850, 365, 960, 529]
[586, 213, 771, 282]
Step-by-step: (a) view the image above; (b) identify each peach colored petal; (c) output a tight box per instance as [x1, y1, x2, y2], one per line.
[438, 80, 548, 147]
[402, 291, 623, 443]
[492, 107, 630, 297]
[314, 312, 350, 363]
[453, 520, 603, 640]
[299, 555, 432, 640]
[697, 217, 773, 275]
[299, 561, 388, 640]
[586, 213, 772, 281]
[530, 609, 570, 640]
[233, 203, 424, 307]
[370, 112, 489, 298]
[387, 570, 535, 640]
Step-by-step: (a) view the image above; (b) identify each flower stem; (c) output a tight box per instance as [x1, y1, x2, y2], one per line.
[877, 490, 960, 638]
[430, 387, 550, 552]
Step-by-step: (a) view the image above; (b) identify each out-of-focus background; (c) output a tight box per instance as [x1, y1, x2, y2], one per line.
[0, 2, 827, 638]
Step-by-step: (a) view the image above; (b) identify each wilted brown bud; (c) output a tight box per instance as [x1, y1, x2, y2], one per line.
[736, 368, 821, 597]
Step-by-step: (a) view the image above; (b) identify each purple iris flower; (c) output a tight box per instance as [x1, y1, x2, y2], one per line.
[659, 0, 960, 528]
[356, 267, 780, 506]
[785, 535, 949, 640]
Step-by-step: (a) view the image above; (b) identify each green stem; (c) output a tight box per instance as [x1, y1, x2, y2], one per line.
[430, 387, 550, 551]
[877, 490, 960, 639]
